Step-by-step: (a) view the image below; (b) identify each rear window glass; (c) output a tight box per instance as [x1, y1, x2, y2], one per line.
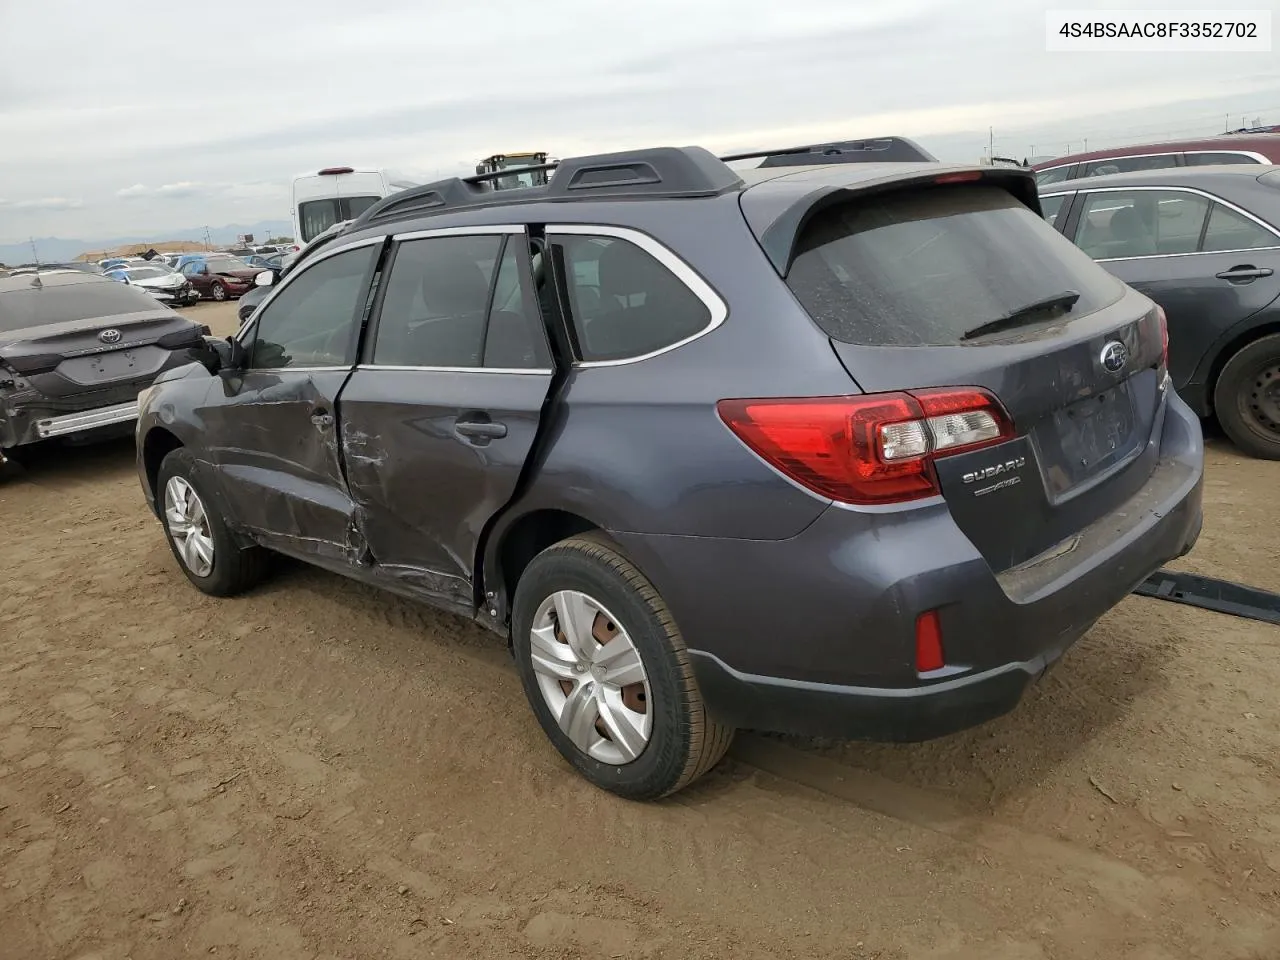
[0, 279, 166, 333]
[787, 185, 1124, 346]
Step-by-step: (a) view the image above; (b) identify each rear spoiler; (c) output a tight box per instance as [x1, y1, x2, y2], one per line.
[721, 137, 938, 167]
[740, 165, 1043, 275]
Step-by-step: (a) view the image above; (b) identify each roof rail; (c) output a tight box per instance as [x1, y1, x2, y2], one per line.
[355, 146, 744, 226]
[721, 137, 938, 166]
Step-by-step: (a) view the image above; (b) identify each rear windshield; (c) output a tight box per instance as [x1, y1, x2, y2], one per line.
[0, 280, 165, 333]
[786, 185, 1124, 346]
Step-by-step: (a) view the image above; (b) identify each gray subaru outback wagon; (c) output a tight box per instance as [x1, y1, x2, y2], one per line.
[135, 144, 1204, 799]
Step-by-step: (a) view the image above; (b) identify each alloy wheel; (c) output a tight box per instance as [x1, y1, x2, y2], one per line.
[164, 476, 215, 577]
[529, 590, 652, 765]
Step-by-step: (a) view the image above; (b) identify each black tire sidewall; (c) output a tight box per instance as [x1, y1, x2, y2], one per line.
[511, 541, 694, 799]
[211, 282, 226, 301]
[156, 448, 247, 595]
[1214, 334, 1280, 460]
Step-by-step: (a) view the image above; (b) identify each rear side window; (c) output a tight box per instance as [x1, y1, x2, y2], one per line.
[786, 185, 1123, 347]
[1039, 194, 1067, 227]
[1202, 204, 1280, 251]
[551, 234, 711, 361]
[1034, 166, 1074, 186]
[1082, 155, 1177, 177]
[1183, 152, 1263, 166]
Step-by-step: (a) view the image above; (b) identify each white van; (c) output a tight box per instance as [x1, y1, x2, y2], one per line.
[289, 167, 419, 252]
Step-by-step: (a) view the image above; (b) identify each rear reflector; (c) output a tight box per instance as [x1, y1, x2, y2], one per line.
[915, 610, 945, 672]
[717, 387, 1014, 505]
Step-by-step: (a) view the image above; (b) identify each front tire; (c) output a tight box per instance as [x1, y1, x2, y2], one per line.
[1213, 333, 1280, 460]
[210, 281, 227, 302]
[511, 534, 734, 800]
[157, 448, 266, 596]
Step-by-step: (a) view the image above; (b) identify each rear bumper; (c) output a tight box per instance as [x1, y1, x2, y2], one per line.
[612, 390, 1204, 742]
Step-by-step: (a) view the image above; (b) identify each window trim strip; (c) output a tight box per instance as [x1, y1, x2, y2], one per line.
[545, 223, 728, 367]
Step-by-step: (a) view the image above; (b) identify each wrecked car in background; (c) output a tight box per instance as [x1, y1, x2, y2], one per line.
[0, 270, 210, 465]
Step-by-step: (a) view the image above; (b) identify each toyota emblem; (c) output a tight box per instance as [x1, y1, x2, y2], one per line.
[1100, 340, 1128, 373]
[98, 328, 123, 345]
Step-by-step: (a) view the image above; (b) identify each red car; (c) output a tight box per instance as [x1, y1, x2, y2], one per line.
[180, 256, 264, 301]
[1033, 134, 1280, 186]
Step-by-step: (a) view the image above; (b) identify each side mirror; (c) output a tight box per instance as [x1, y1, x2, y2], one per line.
[254, 270, 273, 287]
[198, 335, 248, 373]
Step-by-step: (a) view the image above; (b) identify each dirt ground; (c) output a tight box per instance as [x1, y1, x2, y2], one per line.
[3, 300, 1278, 960]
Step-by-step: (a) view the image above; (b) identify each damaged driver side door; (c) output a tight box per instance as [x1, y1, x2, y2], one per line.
[200, 239, 382, 563]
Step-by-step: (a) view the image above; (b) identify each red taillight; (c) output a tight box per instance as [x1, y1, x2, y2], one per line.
[915, 610, 945, 672]
[318, 166, 354, 176]
[934, 171, 983, 184]
[1156, 304, 1169, 373]
[717, 388, 1014, 506]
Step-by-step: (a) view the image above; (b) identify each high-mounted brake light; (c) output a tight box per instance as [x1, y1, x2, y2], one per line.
[934, 171, 983, 184]
[318, 166, 354, 176]
[717, 388, 1014, 505]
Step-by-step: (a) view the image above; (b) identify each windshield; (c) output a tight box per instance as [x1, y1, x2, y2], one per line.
[206, 258, 251, 273]
[128, 266, 171, 279]
[786, 184, 1124, 346]
[0, 280, 166, 333]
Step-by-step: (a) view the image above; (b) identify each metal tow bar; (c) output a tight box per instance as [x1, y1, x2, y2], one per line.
[1134, 569, 1280, 626]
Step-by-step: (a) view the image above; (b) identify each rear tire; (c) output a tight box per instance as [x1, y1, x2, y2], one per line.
[210, 281, 227, 302]
[1213, 333, 1280, 460]
[511, 534, 734, 800]
[157, 448, 267, 596]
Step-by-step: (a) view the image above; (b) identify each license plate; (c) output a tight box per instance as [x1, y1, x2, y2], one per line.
[1054, 383, 1136, 472]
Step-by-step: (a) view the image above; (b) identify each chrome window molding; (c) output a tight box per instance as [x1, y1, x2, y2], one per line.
[356, 364, 553, 375]
[546, 223, 728, 367]
[1069, 184, 1280, 262]
[1036, 150, 1269, 181]
[393, 224, 526, 241]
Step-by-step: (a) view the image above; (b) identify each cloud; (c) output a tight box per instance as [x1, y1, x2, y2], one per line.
[13, 197, 82, 211]
[116, 181, 212, 200]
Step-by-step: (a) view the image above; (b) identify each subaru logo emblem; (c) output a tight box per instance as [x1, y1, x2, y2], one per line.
[98, 328, 122, 344]
[1100, 340, 1128, 373]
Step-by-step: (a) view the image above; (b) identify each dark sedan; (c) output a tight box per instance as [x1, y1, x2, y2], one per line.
[0, 271, 210, 465]
[1042, 165, 1280, 458]
[180, 255, 264, 301]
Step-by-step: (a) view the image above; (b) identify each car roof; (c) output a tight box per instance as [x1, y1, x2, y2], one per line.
[1032, 134, 1280, 169]
[1042, 163, 1280, 192]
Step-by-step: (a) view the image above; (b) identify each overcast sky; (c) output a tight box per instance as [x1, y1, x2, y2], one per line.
[1, 0, 1278, 242]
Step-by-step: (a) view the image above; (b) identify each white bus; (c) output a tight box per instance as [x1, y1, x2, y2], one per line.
[289, 167, 420, 251]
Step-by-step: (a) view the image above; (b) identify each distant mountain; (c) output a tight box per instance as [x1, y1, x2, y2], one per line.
[0, 220, 294, 265]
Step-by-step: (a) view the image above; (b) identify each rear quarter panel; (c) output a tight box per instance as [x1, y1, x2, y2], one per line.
[493, 193, 861, 543]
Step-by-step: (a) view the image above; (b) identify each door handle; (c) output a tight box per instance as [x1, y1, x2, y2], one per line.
[1215, 266, 1274, 282]
[454, 419, 508, 441]
[310, 408, 335, 429]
